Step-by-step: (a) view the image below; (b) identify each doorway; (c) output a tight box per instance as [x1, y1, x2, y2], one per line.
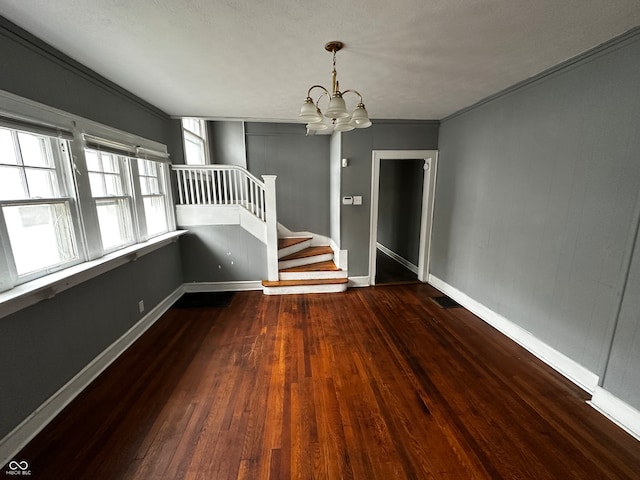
[369, 150, 438, 286]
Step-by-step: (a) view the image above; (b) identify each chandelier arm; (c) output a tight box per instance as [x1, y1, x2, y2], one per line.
[306, 85, 331, 99]
[341, 89, 364, 103]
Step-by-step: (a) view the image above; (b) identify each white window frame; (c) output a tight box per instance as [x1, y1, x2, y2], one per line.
[0, 125, 84, 287]
[134, 157, 171, 238]
[182, 118, 209, 165]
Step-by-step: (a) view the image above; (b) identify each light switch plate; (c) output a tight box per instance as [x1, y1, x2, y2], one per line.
[353, 195, 363, 205]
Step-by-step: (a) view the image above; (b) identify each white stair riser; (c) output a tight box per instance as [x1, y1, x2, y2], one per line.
[279, 270, 347, 281]
[278, 253, 334, 270]
[263, 283, 348, 295]
[278, 239, 312, 259]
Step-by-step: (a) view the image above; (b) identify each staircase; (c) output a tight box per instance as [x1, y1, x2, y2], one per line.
[173, 165, 349, 295]
[262, 237, 348, 295]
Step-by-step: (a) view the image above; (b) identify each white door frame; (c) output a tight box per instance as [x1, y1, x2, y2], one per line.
[369, 150, 438, 285]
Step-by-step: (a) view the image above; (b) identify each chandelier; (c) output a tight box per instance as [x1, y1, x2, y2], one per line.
[298, 41, 372, 133]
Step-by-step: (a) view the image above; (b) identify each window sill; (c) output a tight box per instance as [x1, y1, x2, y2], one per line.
[0, 230, 187, 320]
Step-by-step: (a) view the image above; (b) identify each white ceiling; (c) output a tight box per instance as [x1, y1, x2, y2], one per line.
[1, 0, 640, 122]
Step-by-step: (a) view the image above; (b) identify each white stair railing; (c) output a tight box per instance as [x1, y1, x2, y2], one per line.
[172, 165, 279, 280]
[173, 165, 267, 221]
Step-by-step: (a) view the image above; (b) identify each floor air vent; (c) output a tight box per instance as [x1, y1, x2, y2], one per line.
[430, 295, 461, 309]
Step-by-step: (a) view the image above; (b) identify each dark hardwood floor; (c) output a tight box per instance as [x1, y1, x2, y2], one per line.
[5, 284, 640, 479]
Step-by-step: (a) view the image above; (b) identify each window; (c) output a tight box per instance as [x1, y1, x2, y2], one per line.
[0, 127, 79, 280]
[84, 149, 134, 251]
[0, 109, 175, 295]
[182, 118, 208, 165]
[137, 159, 169, 237]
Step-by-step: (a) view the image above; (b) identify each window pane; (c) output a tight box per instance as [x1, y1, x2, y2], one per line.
[183, 118, 202, 136]
[25, 168, 58, 198]
[0, 166, 27, 200]
[85, 150, 100, 171]
[18, 132, 51, 167]
[138, 159, 152, 175]
[89, 172, 106, 197]
[143, 196, 168, 236]
[96, 198, 133, 250]
[101, 154, 120, 173]
[3, 203, 77, 275]
[149, 177, 159, 195]
[0, 128, 18, 165]
[185, 136, 205, 165]
[104, 173, 123, 196]
[140, 177, 150, 195]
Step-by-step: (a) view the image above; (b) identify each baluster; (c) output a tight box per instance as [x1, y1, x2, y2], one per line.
[205, 169, 212, 204]
[177, 170, 185, 205]
[250, 179, 255, 214]
[198, 170, 204, 204]
[188, 169, 195, 204]
[241, 173, 246, 208]
[233, 169, 239, 205]
[222, 170, 229, 205]
[214, 169, 219, 204]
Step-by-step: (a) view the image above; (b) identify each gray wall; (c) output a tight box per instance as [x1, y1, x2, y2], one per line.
[0, 17, 173, 146]
[601, 216, 640, 408]
[0, 243, 183, 439]
[377, 159, 424, 266]
[210, 121, 247, 167]
[0, 17, 185, 439]
[180, 226, 267, 282]
[245, 123, 331, 236]
[433, 31, 640, 408]
[340, 121, 439, 276]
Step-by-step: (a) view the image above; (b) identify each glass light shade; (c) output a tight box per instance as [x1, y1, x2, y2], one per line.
[309, 107, 325, 123]
[325, 94, 349, 119]
[351, 103, 371, 128]
[334, 116, 354, 132]
[306, 121, 328, 131]
[299, 98, 322, 122]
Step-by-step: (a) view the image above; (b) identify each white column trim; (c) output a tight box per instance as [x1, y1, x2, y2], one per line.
[369, 150, 438, 285]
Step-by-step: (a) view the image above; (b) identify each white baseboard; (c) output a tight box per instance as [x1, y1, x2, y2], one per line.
[0, 285, 185, 467]
[183, 281, 263, 292]
[589, 387, 640, 441]
[428, 275, 599, 394]
[348, 276, 370, 288]
[376, 243, 418, 274]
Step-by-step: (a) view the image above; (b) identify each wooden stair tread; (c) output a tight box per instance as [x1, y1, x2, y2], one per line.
[278, 237, 312, 249]
[280, 260, 341, 272]
[262, 278, 348, 287]
[279, 245, 333, 261]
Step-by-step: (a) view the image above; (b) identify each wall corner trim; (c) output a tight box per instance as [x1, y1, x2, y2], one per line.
[589, 387, 640, 441]
[428, 275, 599, 394]
[0, 285, 185, 467]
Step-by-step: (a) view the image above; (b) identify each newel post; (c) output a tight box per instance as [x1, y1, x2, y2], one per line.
[262, 175, 279, 281]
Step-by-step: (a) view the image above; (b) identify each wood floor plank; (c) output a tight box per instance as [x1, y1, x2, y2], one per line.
[7, 285, 640, 479]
